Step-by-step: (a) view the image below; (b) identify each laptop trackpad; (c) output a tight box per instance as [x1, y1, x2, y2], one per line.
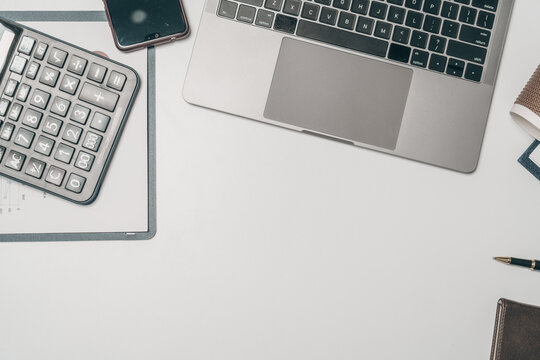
[264, 38, 413, 150]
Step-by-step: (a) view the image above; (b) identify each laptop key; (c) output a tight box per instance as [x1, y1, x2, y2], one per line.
[265, 0, 283, 11]
[446, 58, 465, 77]
[237, 0, 264, 6]
[283, 0, 302, 16]
[405, 11, 423, 29]
[320, 7, 338, 25]
[428, 54, 447, 72]
[446, 39, 486, 64]
[388, 6, 406, 24]
[477, 10, 494, 29]
[410, 49, 429, 67]
[333, 0, 351, 10]
[464, 63, 483, 82]
[356, 16, 374, 34]
[237, 4, 257, 23]
[274, 14, 298, 33]
[350, 0, 369, 15]
[301, 3, 320, 20]
[219, 0, 239, 18]
[423, 15, 441, 33]
[392, 26, 410, 44]
[410, 30, 428, 48]
[441, 1, 458, 19]
[471, 0, 498, 12]
[388, 43, 411, 63]
[459, 6, 477, 24]
[423, 0, 441, 15]
[428, 35, 446, 53]
[459, 24, 490, 47]
[338, 12, 356, 30]
[296, 20, 388, 57]
[374, 21, 392, 39]
[255, 9, 275, 27]
[369, 1, 387, 19]
[404, 0, 422, 10]
[441, 20, 459, 38]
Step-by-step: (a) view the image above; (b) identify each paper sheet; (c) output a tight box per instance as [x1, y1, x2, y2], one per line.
[0, 21, 148, 234]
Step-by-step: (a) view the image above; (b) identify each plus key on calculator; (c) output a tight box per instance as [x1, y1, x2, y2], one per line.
[0, 17, 140, 204]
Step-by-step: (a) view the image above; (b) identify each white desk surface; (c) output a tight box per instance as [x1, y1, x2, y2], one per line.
[1, 1, 539, 359]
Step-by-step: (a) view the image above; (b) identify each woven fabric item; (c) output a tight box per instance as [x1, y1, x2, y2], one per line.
[516, 64, 540, 117]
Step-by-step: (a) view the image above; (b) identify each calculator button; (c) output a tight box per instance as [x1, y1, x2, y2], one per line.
[18, 36, 36, 55]
[70, 105, 90, 125]
[25, 158, 46, 179]
[16, 84, 31, 102]
[0, 122, 15, 141]
[0, 146, 5, 162]
[10, 56, 27, 74]
[75, 151, 94, 171]
[22, 108, 43, 129]
[45, 166, 66, 186]
[106, 71, 126, 91]
[66, 173, 86, 193]
[62, 124, 82, 144]
[4, 79, 19, 97]
[14, 127, 35, 149]
[30, 89, 50, 110]
[87, 63, 107, 83]
[79, 83, 119, 112]
[0, 99, 10, 116]
[47, 48, 68, 68]
[42, 116, 63, 136]
[34, 42, 48, 60]
[82, 131, 102, 152]
[26, 61, 40, 80]
[35, 135, 55, 156]
[8, 103, 23, 121]
[90, 112, 110, 132]
[39, 67, 60, 87]
[54, 143, 75, 163]
[59, 74, 80, 95]
[5, 150, 26, 171]
[50, 96, 71, 117]
[67, 55, 87, 75]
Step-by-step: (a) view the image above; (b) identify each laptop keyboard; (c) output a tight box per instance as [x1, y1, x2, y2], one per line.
[217, 0, 499, 83]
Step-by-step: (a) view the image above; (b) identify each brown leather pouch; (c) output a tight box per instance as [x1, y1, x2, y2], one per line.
[490, 299, 540, 360]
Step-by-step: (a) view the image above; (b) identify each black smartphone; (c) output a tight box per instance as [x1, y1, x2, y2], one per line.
[103, 0, 189, 52]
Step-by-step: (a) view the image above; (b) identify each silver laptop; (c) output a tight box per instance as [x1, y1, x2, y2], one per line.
[184, 0, 513, 172]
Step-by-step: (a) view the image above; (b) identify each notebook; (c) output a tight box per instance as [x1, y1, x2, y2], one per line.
[490, 298, 540, 360]
[0, 11, 156, 241]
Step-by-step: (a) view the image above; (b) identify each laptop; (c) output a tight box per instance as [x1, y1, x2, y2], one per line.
[184, 0, 513, 172]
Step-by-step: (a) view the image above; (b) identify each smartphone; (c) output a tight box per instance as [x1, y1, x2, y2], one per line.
[103, 0, 189, 52]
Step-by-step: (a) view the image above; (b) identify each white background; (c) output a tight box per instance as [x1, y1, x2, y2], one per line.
[1, 1, 540, 359]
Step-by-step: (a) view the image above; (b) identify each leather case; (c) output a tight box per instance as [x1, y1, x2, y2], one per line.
[490, 298, 540, 360]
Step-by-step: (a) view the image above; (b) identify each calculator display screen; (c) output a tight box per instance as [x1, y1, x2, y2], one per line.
[106, 0, 188, 47]
[0, 24, 16, 74]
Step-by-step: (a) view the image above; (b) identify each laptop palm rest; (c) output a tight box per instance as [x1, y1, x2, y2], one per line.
[264, 38, 413, 150]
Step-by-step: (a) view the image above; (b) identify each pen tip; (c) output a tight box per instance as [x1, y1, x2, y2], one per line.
[494, 257, 511, 264]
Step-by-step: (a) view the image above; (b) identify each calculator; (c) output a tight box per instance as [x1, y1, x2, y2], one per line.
[0, 17, 139, 204]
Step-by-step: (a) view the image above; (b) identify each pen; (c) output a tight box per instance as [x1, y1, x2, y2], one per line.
[494, 257, 540, 271]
